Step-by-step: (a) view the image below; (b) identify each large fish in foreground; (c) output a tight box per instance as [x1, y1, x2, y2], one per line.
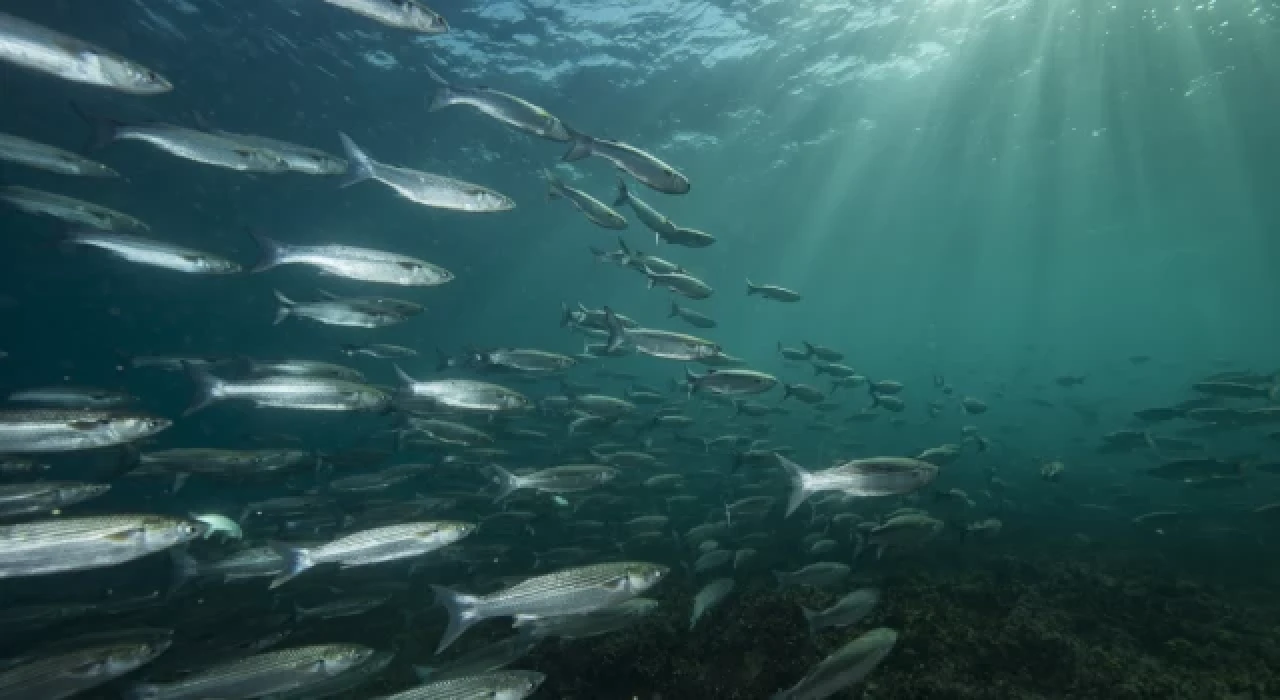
[0, 515, 204, 578]
[74, 107, 290, 173]
[124, 644, 376, 700]
[0, 186, 149, 232]
[183, 365, 391, 415]
[0, 11, 171, 93]
[430, 562, 669, 652]
[0, 409, 170, 453]
[778, 454, 938, 516]
[604, 307, 720, 361]
[60, 230, 242, 275]
[0, 639, 171, 700]
[0, 132, 117, 177]
[393, 365, 529, 412]
[249, 230, 453, 286]
[338, 132, 514, 212]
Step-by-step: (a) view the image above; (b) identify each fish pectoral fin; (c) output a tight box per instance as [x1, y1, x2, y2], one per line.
[600, 575, 631, 593]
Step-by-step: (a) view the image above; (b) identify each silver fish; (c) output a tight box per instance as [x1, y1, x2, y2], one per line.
[324, 0, 447, 33]
[771, 628, 897, 700]
[394, 365, 530, 412]
[686, 368, 776, 396]
[269, 521, 474, 588]
[339, 132, 514, 212]
[431, 562, 668, 652]
[514, 599, 658, 640]
[0, 515, 204, 578]
[75, 108, 290, 172]
[0, 409, 169, 453]
[250, 230, 453, 286]
[413, 633, 541, 681]
[377, 670, 544, 700]
[0, 186, 148, 232]
[271, 290, 409, 328]
[668, 301, 717, 328]
[0, 132, 117, 176]
[207, 129, 347, 175]
[489, 464, 619, 500]
[61, 230, 241, 274]
[801, 588, 880, 636]
[6, 386, 133, 409]
[426, 66, 569, 141]
[604, 307, 720, 361]
[0, 12, 170, 93]
[246, 359, 365, 382]
[0, 639, 171, 700]
[0, 482, 109, 518]
[183, 365, 391, 415]
[690, 578, 735, 630]
[746, 278, 802, 302]
[124, 644, 375, 700]
[563, 131, 689, 194]
[342, 343, 419, 359]
[643, 266, 713, 299]
[545, 169, 627, 229]
[779, 454, 939, 516]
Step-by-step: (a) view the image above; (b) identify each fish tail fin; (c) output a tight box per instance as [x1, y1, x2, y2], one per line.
[562, 129, 593, 162]
[746, 278, 758, 296]
[246, 227, 288, 273]
[800, 606, 818, 636]
[802, 341, 816, 358]
[271, 289, 294, 325]
[69, 102, 122, 151]
[669, 301, 680, 318]
[781, 383, 794, 401]
[267, 541, 315, 589]
[603, 306, 626, 353]
[613, 177, 629, 207]
[431, 585, 483, 654]
[488, 464, 520, 501]
[168, 548, 200, 596]
[868, 385, 881, 409]
[182, 361, 225, 416]
[542, 169, 564, 200]
[424, 68, 454, 111]
[778, 454, 812, 517]
[685, 366, 701, 395]
[337, 132, 375, 188]
[392, 363, 417, 389]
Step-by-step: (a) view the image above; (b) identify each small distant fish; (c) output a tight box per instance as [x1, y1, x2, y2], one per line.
[604, 307, 720, 361]
[489, 464, 618, 500]
[271, 290, 408, 328]
[801, 588, 880, 636]
[0, 12, 171, 93]
[394, 365, 530, 412]
[75, 107, 289, 172]
[771, 628, 897, 699]
[341, 343, 419, 359]
[669, 302, 717, 328]
[249, 230, 453, 286]
[778, 454, 938, 516]
[0, 132, 117, 177]
[324, 0, 448, 33]
[385, 671, 545, 700]
[687, 368, 777, 396]
[182, 364, 391, 415]
[746, 278, 801, 302]
[413, 632, 541, 682]
[7, 386, 133, 409]
[544, 170, 628, 229]
[124, 644, 375, 700]
[774, 562, 850, 588]
[339, 132, 514, 212]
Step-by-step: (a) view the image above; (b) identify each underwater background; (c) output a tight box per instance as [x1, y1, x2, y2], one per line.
[3, 0, 1280, 698]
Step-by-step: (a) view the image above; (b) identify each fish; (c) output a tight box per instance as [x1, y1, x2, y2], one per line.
[74, 108, 290, 172]
[694, 548, 733, 573]
[604, 307, 720, 361]
[669, 301, 718, 328]
[686, 368, 777, 396]
[563, 131, 690, 194]
[0, 409, 169, 453]
[643, 266, 713, 299]
[0, 132, 117, 176]
[802, 342, 843, 362]
[0, 482, 110, 518]
[746, 279, 802, 302]
[489, 464, 619, 500]
[0, 11, 170, 93]
[324, 0, 448, 33]
[771, 628, 897, 699]
[246, 359, 366, 381]
[249, 230, 453, 286]
[426, 65, 569, 141]
[7, 386, 134, 409]
[0, 639, 171, 700]
[774, 562, 850, 588]
[800, 588, 880, 635]
[342, 343, 419, 359]
[464, 348, 577, 374]
[430, 562, 669, 652]
[339, 132, 514, 212]
[394, 365, 530, 412]
[182, 364, 391, 415]
[271, 290, 409, 328]
[613, 178, 683, 241]
[778, 454, 938, 516]
[690, 579, 735, 629]
[0, 186, 148, 232]
[383, 670, 545, 700]
[123, 644, 376, 700]
[200, 127, 348, 175]
[514, 599, 658, 640]
[0, 515, 204, 578]
[269, 521, 474, 587]
[863, 514, 945, 558]
[58, 230, 242, 274]
[413, 633, 541, 681]
[544, 169, 628, 229]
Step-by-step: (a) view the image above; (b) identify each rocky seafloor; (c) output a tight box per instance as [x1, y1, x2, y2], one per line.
[521, 549, 1280, 700]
